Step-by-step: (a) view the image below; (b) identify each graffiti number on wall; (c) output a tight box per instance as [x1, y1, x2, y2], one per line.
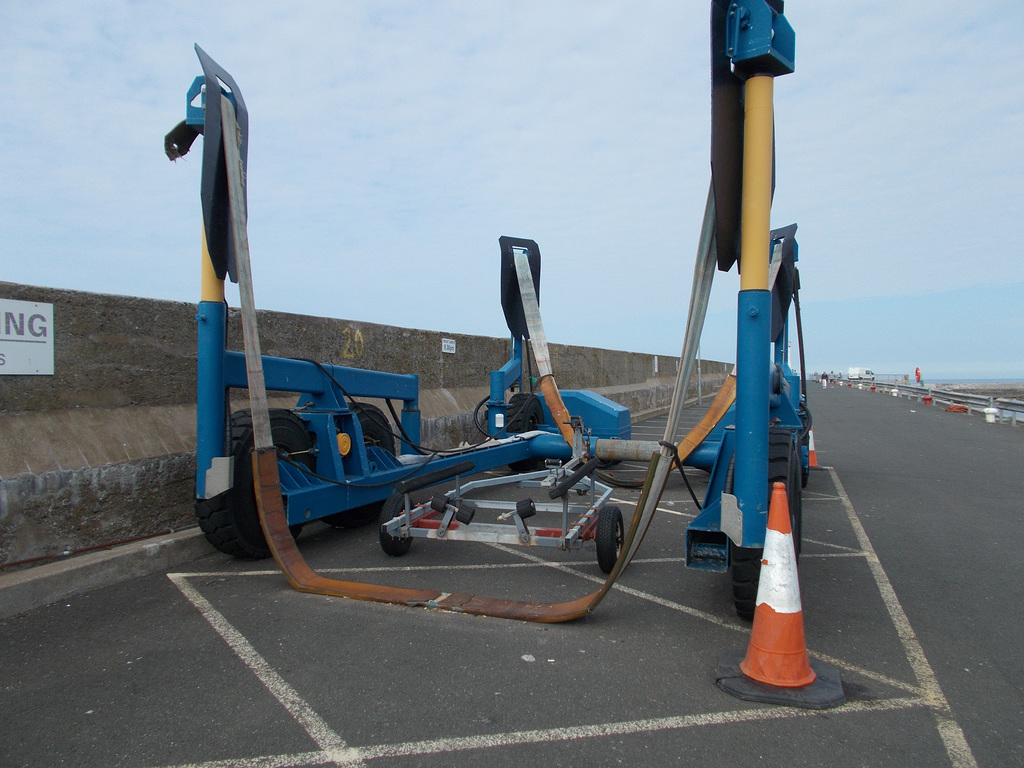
[341, 327, 364, 359]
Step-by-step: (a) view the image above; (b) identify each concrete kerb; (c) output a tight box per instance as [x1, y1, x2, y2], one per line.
[0, 528, 213, 620]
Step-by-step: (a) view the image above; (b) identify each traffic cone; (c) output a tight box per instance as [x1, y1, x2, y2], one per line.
[739, 482, 815, 686]
[807, 429, 819, 467]
[716, 482, 845, 708]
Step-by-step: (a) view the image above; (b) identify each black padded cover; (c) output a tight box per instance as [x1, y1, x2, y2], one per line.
[499, 236, 541, 339]
[709, 1, 776, 274]
[195, 45, 249, 284]
[769, 223, 797, 340]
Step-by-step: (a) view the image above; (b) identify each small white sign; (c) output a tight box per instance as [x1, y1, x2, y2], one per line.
[1, 299, 54, 375]
[441, 337, 457, 355]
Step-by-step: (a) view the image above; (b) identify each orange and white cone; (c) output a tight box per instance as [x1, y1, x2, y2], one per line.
[716, 482, 845, 708]
[807, 430, 819, 467]
[739, 482, 815, 687]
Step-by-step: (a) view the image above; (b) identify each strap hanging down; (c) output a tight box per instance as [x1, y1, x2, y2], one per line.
[510, 246, 575, 447]
[220, 94, 736, 621]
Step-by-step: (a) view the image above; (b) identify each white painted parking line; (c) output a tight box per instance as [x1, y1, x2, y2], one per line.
[828, 467, 978, 768]
[172, 557, 686, 582]
[167, 574, 365, 768]
[156, 465, 976, 768]
[152, 750, 331, 768]
[356, 696, 924, 762]
[151, 698, 927, 768]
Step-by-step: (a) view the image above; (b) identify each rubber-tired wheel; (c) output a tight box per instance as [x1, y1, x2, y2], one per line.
[596, 505, 624, 574]
[798, 402, 812, 488]
[323, 404, 396, 528]
[197, 409, 314, 559]
[728, 428, 802, 619]
[506, 392, 546, 472]
[379, 492, 412, 556]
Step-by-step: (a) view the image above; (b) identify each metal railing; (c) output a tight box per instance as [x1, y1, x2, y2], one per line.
[836, 380, 1023, 427]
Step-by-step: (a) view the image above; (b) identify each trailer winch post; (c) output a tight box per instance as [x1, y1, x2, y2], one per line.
[726, 1, 795, 545]
[732, 74, 774, 536]
[189, 44, 251, 502]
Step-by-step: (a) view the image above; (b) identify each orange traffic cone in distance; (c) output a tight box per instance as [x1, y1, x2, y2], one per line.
[738, 482, 816, 687]
[807, 430, 819, 467]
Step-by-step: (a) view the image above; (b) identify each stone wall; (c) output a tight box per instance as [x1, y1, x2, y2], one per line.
[0, 282, 729, 566]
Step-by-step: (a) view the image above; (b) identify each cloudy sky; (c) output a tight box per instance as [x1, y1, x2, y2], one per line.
[2, 1, 1021, 381]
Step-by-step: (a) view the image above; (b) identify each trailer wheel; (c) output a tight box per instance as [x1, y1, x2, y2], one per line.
[324, 404, 396, 528]
[197, 409, 314, 559]
[730, 543, 762, 621]
[798, 402, 812, 488]
[379, 492, 412, 556]
[789, 434, 804, 556]
[596, 505, 624, 574]
[729, 428, 802, 619]
[506, 392, 545, 471]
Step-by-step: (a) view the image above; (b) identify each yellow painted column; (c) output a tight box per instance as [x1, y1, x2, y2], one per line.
[200, 227, 225, 302]
[739, 75, 774, 292]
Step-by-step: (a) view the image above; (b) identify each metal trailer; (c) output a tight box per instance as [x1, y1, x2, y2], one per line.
[379, 456, 623, 573]
[376, 235, 628, 571]
[168, 50, 628, 566]
[165, 0, 809, 621]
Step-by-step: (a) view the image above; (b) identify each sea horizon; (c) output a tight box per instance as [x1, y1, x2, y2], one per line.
[929, 377, 1024, 385]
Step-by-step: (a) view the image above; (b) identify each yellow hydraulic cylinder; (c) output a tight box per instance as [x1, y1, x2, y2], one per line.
[739, 75, 774, 292]
[200, 226, 225, 302]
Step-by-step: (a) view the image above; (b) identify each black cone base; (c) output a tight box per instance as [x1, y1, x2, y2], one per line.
[716, 649, 846, 709]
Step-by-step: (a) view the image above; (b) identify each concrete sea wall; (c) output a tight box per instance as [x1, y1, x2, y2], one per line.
[0, 282, 729, 566]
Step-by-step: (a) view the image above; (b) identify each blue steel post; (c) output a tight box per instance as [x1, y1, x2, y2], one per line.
[488, 335, 524, 434]
[195, 299, 226, 498]
[734, 290, 771, 536]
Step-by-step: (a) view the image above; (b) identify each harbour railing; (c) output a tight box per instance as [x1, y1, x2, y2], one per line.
[838, 380, 1023, 427]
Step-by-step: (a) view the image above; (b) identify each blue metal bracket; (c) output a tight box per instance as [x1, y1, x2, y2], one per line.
[185, 76, 205, 127]
[725, 1, 795, 77]
[184, 74, 242, 128]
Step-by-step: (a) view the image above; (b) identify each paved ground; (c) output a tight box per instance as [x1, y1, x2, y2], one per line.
[1, 387, 1020, 767]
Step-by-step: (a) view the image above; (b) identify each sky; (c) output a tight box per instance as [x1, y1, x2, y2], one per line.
[1, 1, 1021, 382]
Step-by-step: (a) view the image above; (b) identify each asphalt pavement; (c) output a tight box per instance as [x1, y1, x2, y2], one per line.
[1, 386, 1020, 767]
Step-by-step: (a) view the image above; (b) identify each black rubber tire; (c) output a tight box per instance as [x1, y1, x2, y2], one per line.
[379, 492, 412, 556]
[506, 392, 546, 472]
[800, 433, 810, 488]
[729, 428, 802, 619]
[356, 403, 396, 456]
[789, 433, 804, 557]
[799, 402, 811, 488]
[729, 544, 762, 620]
[197, 409, 314, 559]
[596, 505, 624, 574]
[323, 404, 396, 528]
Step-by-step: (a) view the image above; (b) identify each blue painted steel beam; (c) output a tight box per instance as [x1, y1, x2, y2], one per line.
[222, 351, 418, 403]
[733, 289, 771, 540]
[195, 300, 227, 498]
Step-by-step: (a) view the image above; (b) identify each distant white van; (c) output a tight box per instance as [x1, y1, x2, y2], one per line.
[848, 367, 875, 381]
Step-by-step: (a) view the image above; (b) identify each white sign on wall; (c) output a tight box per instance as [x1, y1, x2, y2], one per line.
[0, 299, 54, 375]
[441, 338, 456, 354]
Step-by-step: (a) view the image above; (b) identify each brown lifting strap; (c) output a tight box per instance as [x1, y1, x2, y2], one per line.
[218, 92, 736, 622]
[253, 375, 735, 622]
